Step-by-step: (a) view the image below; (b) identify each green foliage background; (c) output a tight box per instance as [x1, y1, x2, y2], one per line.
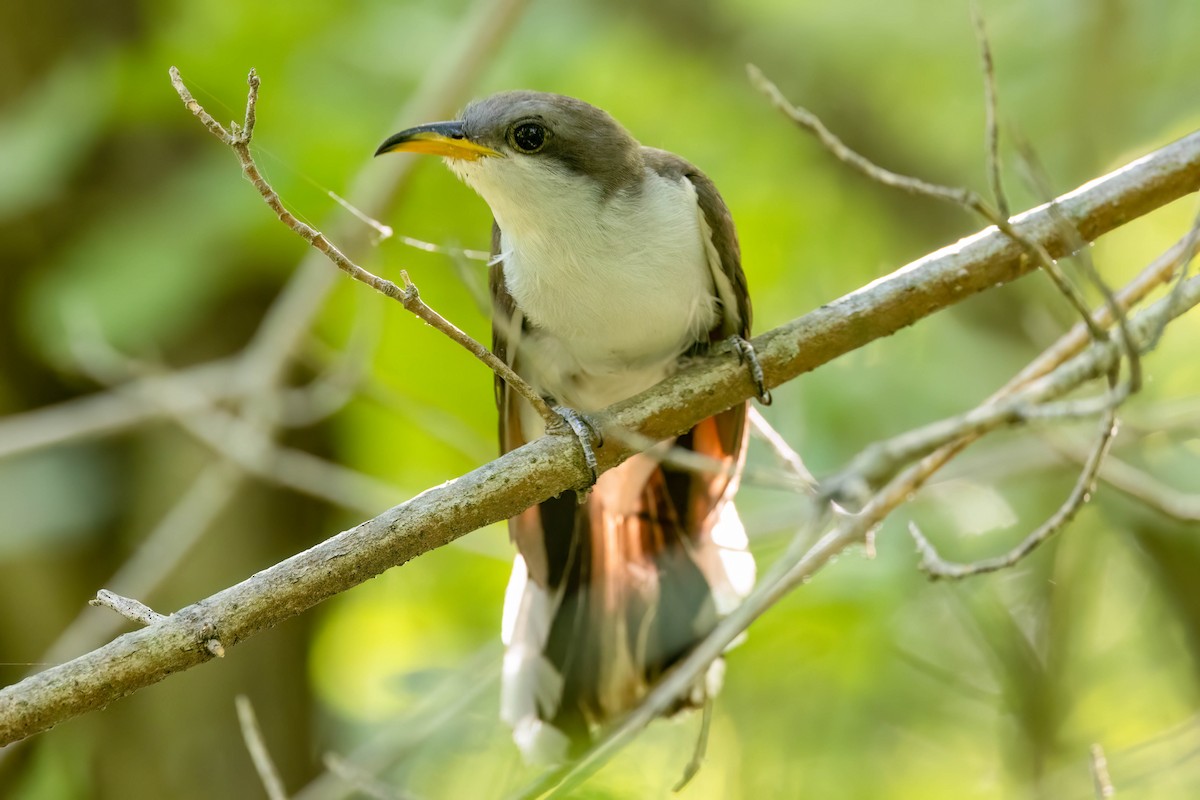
[2, 0, 1199, 797]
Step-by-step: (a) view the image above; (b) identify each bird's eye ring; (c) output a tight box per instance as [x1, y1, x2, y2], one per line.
[509, 121, 548, 154]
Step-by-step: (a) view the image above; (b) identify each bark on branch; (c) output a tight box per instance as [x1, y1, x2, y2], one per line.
[1, 123, 1198, 747]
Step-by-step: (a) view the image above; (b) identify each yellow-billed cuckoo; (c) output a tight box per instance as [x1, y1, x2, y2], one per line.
[376, 91, 763, 763]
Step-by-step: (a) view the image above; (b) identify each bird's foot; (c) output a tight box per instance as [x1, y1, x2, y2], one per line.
[727, 336, 772, 405]
[552, 406, 602, 495]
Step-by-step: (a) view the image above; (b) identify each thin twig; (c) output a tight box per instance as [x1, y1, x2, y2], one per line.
[168, 67, 564, 438]
[836, 228, 1195, 529]
[322, 753, 418, 800]
[66, 323, 399, 513]
[88, 590, 165, 627]
[1145, 202, 1200, 352]
[970, 0, 1008, 217]
[823, 358, 1121, 501]
[671, 700, 712, 792]
[1090, 742, 1116, 798]
[1050, 436, 1200, 523]
[41, 464, 242, 667]
[747, 63, 1107, 341]
[236, 696, 289, 800]
[1012, 135, 1143, 393]
[908, 398, 1117, 580]
[88, 589, 224, 658]
[232, 0, 533, 397]
[748, 406, 819, 491]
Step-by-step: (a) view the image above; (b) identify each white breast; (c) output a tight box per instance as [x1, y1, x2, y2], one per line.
[454, 156, 719, 411]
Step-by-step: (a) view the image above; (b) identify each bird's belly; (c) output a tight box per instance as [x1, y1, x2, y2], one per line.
[515, 273, 715, 413]
[499, 170, 719, 414]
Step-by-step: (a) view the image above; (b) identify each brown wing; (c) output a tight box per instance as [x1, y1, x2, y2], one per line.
[491, 221, 556, 590]
[641, 147, 752, 513]
[642, 147, 751, 339]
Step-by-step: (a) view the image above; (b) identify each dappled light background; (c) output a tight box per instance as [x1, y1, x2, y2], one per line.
[2, 0, 1200, 797]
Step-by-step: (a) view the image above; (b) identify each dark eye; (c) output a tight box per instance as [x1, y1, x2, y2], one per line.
[509, 121, 547, 153]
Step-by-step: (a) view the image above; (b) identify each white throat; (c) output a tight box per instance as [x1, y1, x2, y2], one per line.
[451, 155, 720, 412]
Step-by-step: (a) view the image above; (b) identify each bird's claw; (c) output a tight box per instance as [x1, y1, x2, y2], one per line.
[728, 336, 772, 405]
[553, 406, 601, 494]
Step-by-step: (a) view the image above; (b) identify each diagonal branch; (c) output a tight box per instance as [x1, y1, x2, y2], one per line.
[1, 116, 1198, 749]
[747, 63, 1107, 342]
[518, 272, 1200, 799]
[168, 67, 564, 438]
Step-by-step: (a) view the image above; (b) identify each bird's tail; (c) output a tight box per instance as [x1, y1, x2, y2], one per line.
[500, 427, 755, 763]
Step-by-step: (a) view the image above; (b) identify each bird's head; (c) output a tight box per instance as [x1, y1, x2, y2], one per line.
[376, 91, 644, 233]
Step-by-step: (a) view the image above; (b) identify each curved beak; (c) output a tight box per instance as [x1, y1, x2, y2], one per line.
[374, 121, 501, 161]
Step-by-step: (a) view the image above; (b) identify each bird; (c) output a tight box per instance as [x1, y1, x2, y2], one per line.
[376, 91, 763, 764]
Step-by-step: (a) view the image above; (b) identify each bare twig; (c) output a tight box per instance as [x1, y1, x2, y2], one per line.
[746, 63, 972, 206]
[3, 129, 1198, 748]
[65, 325, 399, 514]
[671, 700, 712, 793]
[0, 359, 239, 461]
[236, 696, 289, 800]
[748, 406, 819, 491]
[88, 590, 165, 627]
[88, 589, 223, 658]
[1051, 437, 1200, 523]
[1090, 742, 1116, 798]
[322, 753, 417, 800]
[907, 405, 1116, 579]
[860, 228, 1199, 574]
[41, 463, 242, 667]
[823, 355, 1123, 502]
[168, 67, 566, 443]
[747, 63, 1107, 341]
[1012, 136, 1144, 393]
[232, 0, 533, 396]
[970, 0, 1008, 217]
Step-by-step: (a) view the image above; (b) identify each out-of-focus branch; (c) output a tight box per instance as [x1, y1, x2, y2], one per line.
[907, 406, 1117, 579]
[0, 359, 239, 461]
[236, 696, 289, 800]
[970, 0, 1008, 217]
[65, 321, 400, 514]
[1054, 437, 1200, 524]
[1091, 743, 1116, 799]
[2, 104, 1199, 751]
[40, 463, 243, 667]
